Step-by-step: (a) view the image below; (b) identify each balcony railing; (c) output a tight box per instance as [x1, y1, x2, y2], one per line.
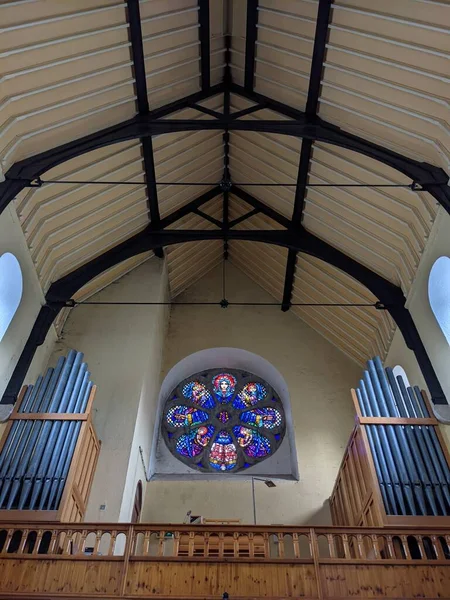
[0, 523, 449, 598]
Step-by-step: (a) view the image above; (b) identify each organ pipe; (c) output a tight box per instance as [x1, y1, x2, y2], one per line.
[0, 351, 95, 512]
[354, 358, 450, 517]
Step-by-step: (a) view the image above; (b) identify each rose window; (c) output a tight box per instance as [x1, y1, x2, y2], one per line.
[162, 369, 286, 473]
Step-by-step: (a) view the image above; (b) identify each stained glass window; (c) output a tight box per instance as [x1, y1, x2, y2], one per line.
[162, 369, 285, 473]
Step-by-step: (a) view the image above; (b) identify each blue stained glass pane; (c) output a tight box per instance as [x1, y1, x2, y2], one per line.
[240, 407, 282, 430]
[212, 373, 237, 403]
[176, 425, 215, 458]
[233, 382, 267, 408]
[166, 405, 209, 428]
[182, 381, 215, 408]
[233, 426, 271, 458]
[209, 430, 237, 470]
[217, 410, 230, 423]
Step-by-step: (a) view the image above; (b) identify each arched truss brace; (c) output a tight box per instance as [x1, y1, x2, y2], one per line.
[1, 88, 449, 215]
[1, 210, 446, 407]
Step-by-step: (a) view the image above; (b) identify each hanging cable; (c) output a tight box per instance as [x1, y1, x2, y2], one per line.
[69, 300, 384, 308]
[11, 176, 433, 190]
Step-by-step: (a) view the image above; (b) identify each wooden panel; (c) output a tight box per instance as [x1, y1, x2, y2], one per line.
[125, 561, 318, 598]
[321, 564, 450, 599]
[0, 558, 123, 596]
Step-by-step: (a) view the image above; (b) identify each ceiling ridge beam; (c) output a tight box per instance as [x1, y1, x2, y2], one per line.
[282, 0, 334, 312]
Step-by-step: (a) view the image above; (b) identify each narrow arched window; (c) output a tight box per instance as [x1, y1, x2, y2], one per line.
[428, 256, 450, 345]
[0, 253, 23, 342]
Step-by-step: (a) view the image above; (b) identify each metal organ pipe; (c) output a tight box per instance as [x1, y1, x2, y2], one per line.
[0, 350, 95, 512]
[385, 367, 441, 515]
[354, 357, 449, 517]
[356, 387, 395, 514]
[36, 362, 88, 510]
[53, 380, 93, 509]
[362, 372, 408, 514]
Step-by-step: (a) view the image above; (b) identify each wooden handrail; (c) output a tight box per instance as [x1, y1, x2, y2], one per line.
[0, 523, 449, 599]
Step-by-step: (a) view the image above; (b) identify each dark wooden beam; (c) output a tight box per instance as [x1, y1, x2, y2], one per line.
[126, 0, 149, 114]
[281, 0, 334, 311]
[2, 86, 449, 215]
[127, 0, 162, 254]
[198, 0, 211, 90]
[244, 0, 258, 91]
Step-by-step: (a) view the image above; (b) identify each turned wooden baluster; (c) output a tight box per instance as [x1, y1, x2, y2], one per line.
[33, 529, 44, 555]
[78, 530, 88, 555]
[2, 529, 14, 554]
[92, 530, 102, 556]
[63, 530, 73, 555]
[327, 534, 336, 558]
[415, 535, 426, 560]
[18, 529, 29, 554]
[233, 532, 239, 557]
[431, 534, 444, 560]
[173, 531, 180, 557]
[370, 534, 380, 559]
[385, 535, 395, 559]
[400, 535, 412, 560]
[157, 531, 165, 557]
[108, 530, 117, 556]
[342, 534, 351, 559]
[48, 530, 60, 555]
[277, 533, 285, 558]
[292, 533, 300, 559]
[218, 532, 224, 558]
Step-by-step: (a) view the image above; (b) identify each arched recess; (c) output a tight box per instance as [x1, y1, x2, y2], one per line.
[149, 347, 298, 481]
[428, 256, 450, 346]
[0, 253, 23, 342]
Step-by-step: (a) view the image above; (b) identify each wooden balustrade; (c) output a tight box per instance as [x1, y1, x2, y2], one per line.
[0, 523, 449, 598]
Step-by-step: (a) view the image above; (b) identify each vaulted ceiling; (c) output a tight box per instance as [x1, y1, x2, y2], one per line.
[1, 0, 449, 367]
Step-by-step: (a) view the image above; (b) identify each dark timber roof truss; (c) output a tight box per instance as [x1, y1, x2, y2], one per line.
[1, 0, 449, 406]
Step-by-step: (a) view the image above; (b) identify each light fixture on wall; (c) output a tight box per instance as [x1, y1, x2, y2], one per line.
[251, 477, 276, 525]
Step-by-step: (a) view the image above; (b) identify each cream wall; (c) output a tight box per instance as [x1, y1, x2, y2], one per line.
[385, 206, 450, 443]
[386, 207, 450, 399]
[49, 258, 169, 522]
[0, 204, 56, 423]
[143, 264, 361, 526]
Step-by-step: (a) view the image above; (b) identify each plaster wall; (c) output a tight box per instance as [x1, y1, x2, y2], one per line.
[49, 258, 169, 522]
[143, 264, 361, 525]
[0, 204, 56, 425]
[385, 206, 450, 444]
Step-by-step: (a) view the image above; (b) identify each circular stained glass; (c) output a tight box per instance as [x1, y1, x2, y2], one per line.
[162, 369, 286, 473]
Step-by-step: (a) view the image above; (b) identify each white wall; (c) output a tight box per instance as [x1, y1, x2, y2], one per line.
[49, 258, 169, 522]
[143, 264, 361, 526]
[0, 204, 56, 414]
